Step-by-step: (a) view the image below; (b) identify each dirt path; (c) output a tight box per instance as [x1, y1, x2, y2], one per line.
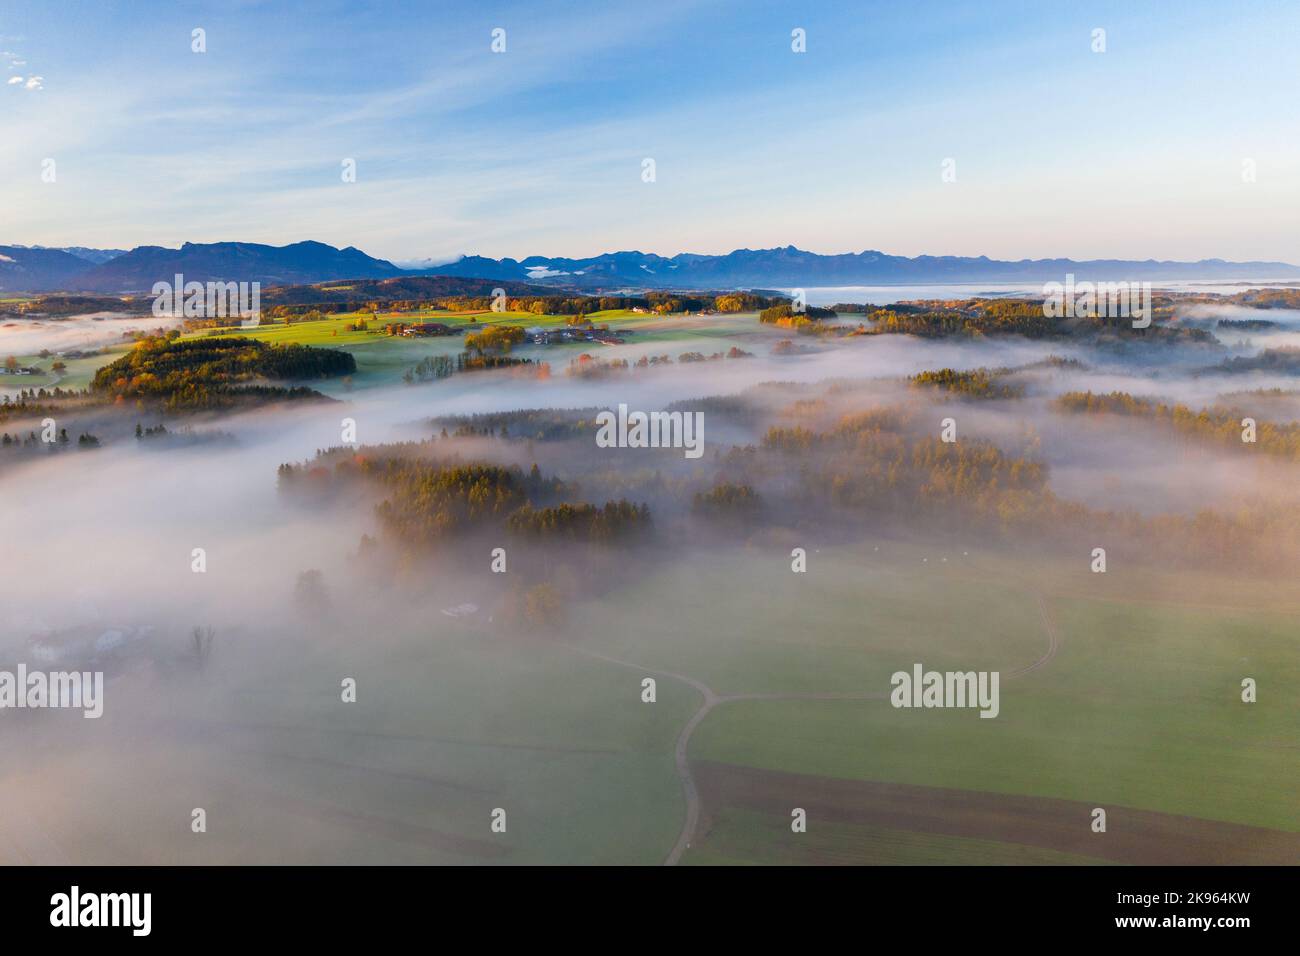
[1009, 593, 1060, 678]
[565, 583, 1065, 866]
[568, 645, 880, 863]
[567, 647, 721, 864]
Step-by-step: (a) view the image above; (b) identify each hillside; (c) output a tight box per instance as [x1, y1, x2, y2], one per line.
[0, 245, 95, 291]
[259, 274, 564, 305]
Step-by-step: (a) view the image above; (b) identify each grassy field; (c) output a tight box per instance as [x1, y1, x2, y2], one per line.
[1, 349, 126, 394]
[567, 541, 1299, 863]
[571, 543, 1048, 697]
[4, 535, 1295, 864]
[176, 308, 660, 347]
[169, 309, 763, 390]
[3, 307, 765, 399]
[5, 621, 696, 865]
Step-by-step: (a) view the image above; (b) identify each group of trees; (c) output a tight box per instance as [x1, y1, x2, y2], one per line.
[566, 355, 631, 379]
[1, 428, 100, 451]
[280, 453, 649, 549]
[264, 304, 347, 321]
[565, 347, 751, 379]
[91, 336, 355, 409]
[731, 407, 1052, 532]
[1212, 347, 1300, 375]
[695, 396, 1300, 569]
[506, 501, 650, 542]
[1223, 289, 1300, 309]
[1217, 318, 1276, 331]
[438, 292, 781, 316]
[909, 368, 1025, 399]
[4, 295, 129, 317]
[678, 348, 754, 363]
[850, 298, 1221, 343]
[0, 391, 80, 423]
[431, 394, 762, 445]
[864, 306, 1058, 338]
[435, 408, 601, 443]
[402, 354, 455, 384]
[1056, 390, 1300, 461]
[758, 303, 838, 328]
[464, 324, 526, 355]
[692, 481, 761, 527]
[271, 364, 1300, 636]
[402, 323, 549, 378]
[456, 352, 538, 373]
[772, 339, 815, 355]
[364, 462, 535, 542]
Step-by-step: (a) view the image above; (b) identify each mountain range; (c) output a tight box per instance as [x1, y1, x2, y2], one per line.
[5, 244, 129, 265]
[433, 247, 1300, 289]
[3, 240, 1299, 294]
[0, 241, 403, 294]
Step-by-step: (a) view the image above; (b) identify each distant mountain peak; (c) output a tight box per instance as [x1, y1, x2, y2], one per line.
[423, 245, 1300, 290]
[56, 240, 404, 293]
[4, 240, 1299, 294]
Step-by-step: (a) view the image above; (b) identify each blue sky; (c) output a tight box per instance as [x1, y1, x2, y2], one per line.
[3, 0, 1299, 264]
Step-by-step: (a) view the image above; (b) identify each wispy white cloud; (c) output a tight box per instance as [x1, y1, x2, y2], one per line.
[3, 46, 38, 87]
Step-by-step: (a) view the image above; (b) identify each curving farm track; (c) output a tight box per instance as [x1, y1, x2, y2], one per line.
[565, 585, 1065, 866]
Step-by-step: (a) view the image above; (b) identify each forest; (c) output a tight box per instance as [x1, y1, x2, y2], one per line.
[91, 336, 355, 408]
[1056, 390, 1300, 461]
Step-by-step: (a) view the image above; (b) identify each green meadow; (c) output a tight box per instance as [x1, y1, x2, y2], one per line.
[572, 543, 1299, 838]
[4, 306, 765, 400]
[11, 537, 1293, 865]
[168, 309, 762, 389]
[1, 350, 127, 394]
[18, 621, 695, 865]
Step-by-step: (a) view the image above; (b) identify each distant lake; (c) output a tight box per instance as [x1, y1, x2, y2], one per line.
[800, 279, 1300, 306]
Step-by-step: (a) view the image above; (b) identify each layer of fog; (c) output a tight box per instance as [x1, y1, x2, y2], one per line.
[0, 314, 174, 356]
[3, 322, 1292, 644]
[2, 320, 1297, 863]
[803, 281, 1300, 306]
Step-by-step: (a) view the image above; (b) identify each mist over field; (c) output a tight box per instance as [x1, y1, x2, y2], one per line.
[2, 298, 1298, 865]
[0, 315, 171, 357]
[6, 1, 1300, 936]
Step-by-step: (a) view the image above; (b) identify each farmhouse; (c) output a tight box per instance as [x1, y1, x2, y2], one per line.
[399, 322, 458, 337]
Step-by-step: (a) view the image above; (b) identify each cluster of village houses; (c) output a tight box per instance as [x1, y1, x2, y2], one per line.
[395, 322, 460, 337]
